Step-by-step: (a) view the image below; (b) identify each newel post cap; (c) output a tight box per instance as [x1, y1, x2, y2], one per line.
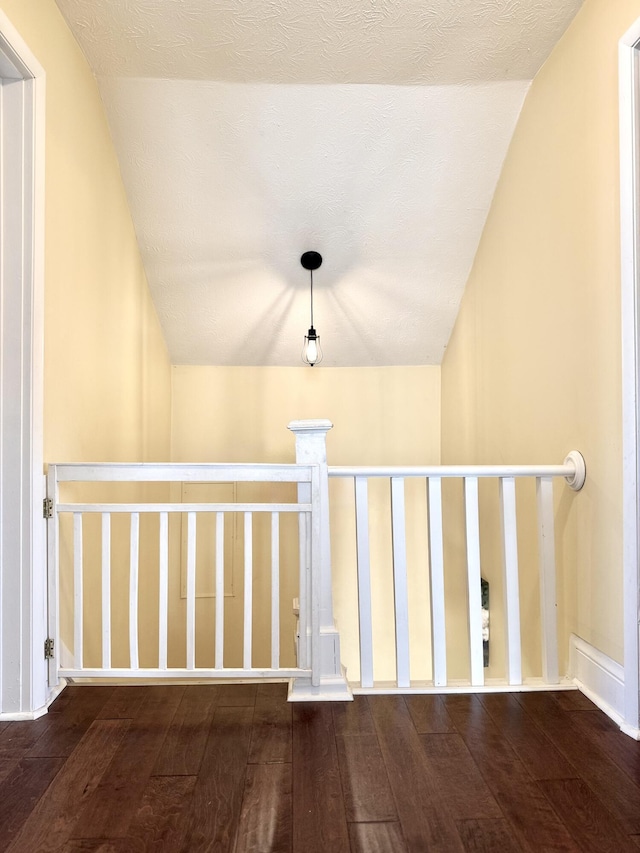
[287, 419, 333, 435]
[288, 420, 333, 464]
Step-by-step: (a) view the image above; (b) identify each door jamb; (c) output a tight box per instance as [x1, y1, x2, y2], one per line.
[0, 10, 47, 717]
[619, 18, 640, 738]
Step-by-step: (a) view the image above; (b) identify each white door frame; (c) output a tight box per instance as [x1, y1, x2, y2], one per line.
[0, 10, 48, 718]
[620, 19, 640, 739]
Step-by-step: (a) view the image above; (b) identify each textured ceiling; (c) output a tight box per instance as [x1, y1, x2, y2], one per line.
[56, 0, 583, 366]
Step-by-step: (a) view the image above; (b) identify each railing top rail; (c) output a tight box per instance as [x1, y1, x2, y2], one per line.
[329, 465, 569, 478]
[329, 452, 586, 490]
[49, 462, 316, 484]
[56, 502, 312, 514]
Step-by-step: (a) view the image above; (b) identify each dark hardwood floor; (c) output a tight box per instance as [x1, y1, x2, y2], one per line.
[0, 683, 638, 851]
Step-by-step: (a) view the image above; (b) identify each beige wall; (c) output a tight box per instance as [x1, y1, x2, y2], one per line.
[171, 365, 441, 679]
[0, 0, 172, 464]
[442, 0, 640, 669]
[0, 0, 171, 666]
[171, 365, 441, 466]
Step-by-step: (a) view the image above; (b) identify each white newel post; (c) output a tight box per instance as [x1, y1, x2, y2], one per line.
[287, 420, 352, 701]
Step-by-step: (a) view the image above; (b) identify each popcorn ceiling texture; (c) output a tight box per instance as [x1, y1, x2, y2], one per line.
[56, 0, 583, 366]
[56, 0, 583, 85]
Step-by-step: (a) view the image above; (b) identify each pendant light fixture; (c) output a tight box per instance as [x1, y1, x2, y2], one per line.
[300, 251, 323, 366]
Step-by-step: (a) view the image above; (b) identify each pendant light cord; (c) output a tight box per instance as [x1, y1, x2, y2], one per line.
[310, 269, 314, 328]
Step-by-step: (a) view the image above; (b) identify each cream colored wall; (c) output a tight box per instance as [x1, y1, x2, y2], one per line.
[0, 0, 172, 666]
[0, 0, 172, 464]
[171, 365, 441, 679]
[441, 0, 640, 671]
[171, 365, 440, 466]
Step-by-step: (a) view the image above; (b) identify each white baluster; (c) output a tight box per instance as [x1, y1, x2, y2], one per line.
[310, 467, 322, 687]
[101, 513, 111, 670]
[129, 512, 140, 670]
[464, 477, 484, 686]
[215, 512, 224, 669]
[243, 512, 253, 669]
[427, 478, 447, 687]
[391, 477, 410, 688]
[271, 512, 280, 670]
[537, 477, 559, 683]
[74, 513, 83, 670]
[186, 511, 196, 670]
[158, 512, 168, 670]
[500, 477, 522, 685]
[297, 511, 309, 670]
[355, 476, 374, 689]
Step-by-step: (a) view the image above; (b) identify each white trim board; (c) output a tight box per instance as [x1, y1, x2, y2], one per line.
[0, 679, 66, 722]
[0, 9, 47, 716]
[619, 16, 640, 737]
[568, 634, 638, 738]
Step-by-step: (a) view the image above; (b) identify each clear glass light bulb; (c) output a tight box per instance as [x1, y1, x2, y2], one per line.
[306, 338, 318, 364]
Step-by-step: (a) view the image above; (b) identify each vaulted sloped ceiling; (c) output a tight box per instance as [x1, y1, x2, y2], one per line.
[55, 0, 583, 366]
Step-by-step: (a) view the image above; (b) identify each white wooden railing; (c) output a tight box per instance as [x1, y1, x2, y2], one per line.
[329, 451, 586, 692]
[46, 461, 323, 686]
[45, 420, 586, 700]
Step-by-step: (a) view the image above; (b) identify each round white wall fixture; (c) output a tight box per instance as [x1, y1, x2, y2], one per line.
[564, 450, 586, 491]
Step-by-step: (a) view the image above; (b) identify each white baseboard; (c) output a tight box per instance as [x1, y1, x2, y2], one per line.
[288, 666, 353, 702]
[0, 678, 67, 721]
[0, 706, 49, 721]
[569, 634, 627, 729]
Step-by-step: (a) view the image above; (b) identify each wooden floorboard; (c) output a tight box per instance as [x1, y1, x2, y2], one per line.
[348, 821, 408, 852]
[118, 775, 197, 852]
[176, 705, 253, 852]
[569, 705, 640, 784]
[248, 685, 292, 765]
[1, 686, 640, 852]
[215, 683, 257, 707]
[292, 703, 350, 853]
[0, 757, 64, 852]
[96, 685, 149, 721]
[332, 696, 377, 736]
[335, 733, 397, 822]
[0, 717, 56, 789]
[153, 686, 219, 776]
[478, 692, 577, 780]
[515, 692, 640, 834]
[404, 694, 457, 733]
[0, 717, 55, 759]
[456, 818, 522, 853]
[419, 732, 502, 820]
[6, 719, 130, 853]
[539, 777, 639, 852]
[62, 842, 126, 852]
[369, 695, 465, 852]
[235, 763, 292, 853]
[441, 694, 581, 852]
[552, 689, 601, 711]
[28, 687, 115, 759]
[71, 687, 184, 840]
